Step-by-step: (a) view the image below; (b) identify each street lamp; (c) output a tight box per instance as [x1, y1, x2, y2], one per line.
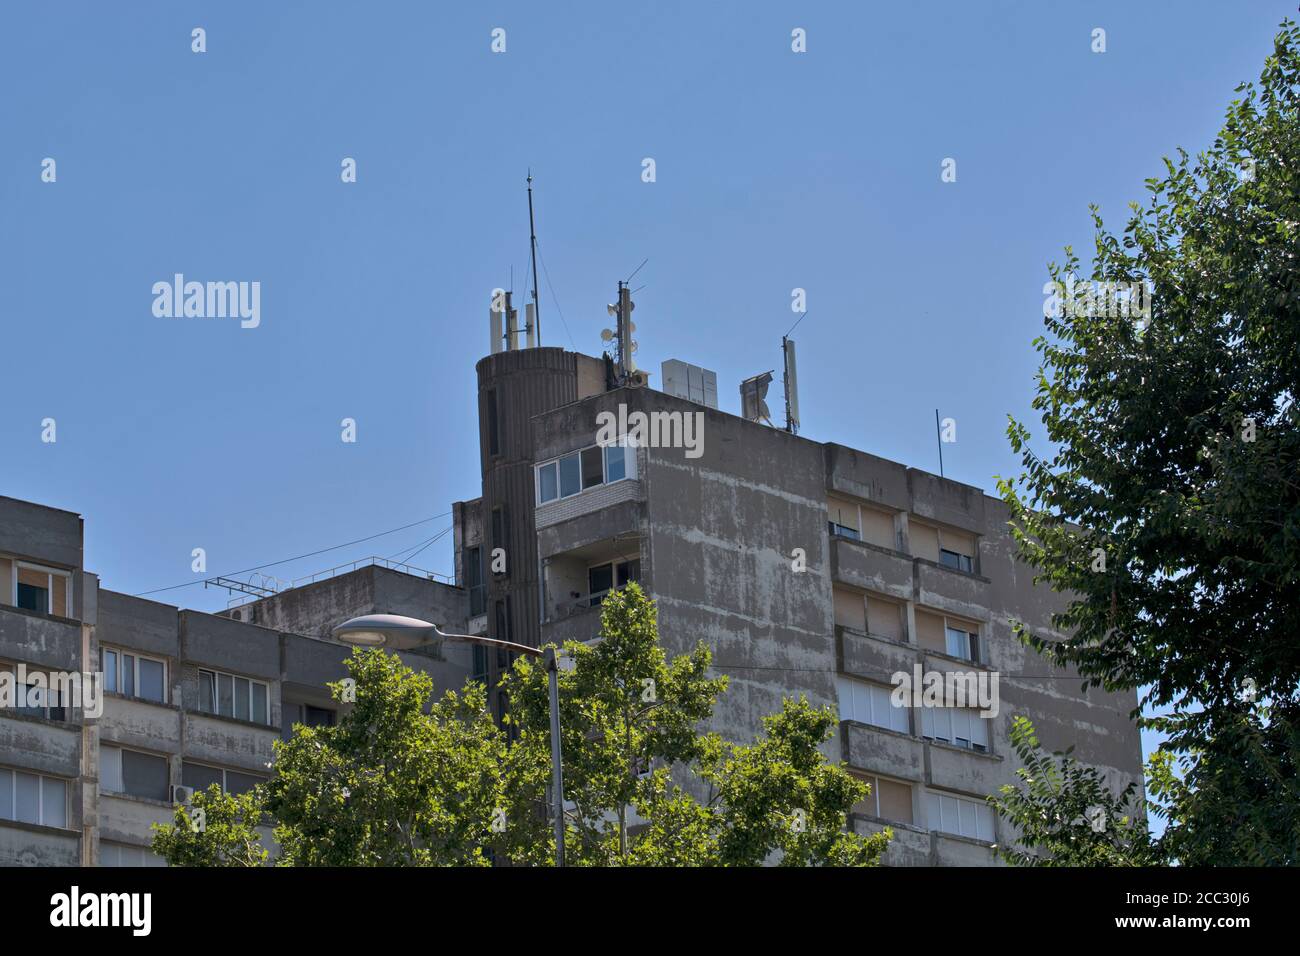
[331, 613, 567, 867]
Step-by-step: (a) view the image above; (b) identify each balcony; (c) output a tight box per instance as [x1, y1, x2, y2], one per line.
[851, 815, 932, 867]
[838, 626, 920, 684]
[0, 822, 80, 866]
[542, 602, 604, 646]
[932, 831, 1001, 866]
[841, 721, 924, 782]
[913, 560, 990, 622]
[0, 606, 81, 672]
[926, 739, 1004, 795]
[0, 715, 80, 778]
[829, 537, 912, 601]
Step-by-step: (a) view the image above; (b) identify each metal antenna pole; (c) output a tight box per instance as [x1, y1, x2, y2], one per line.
[527, 171, 542, 346]
[935, 408, 945, 478]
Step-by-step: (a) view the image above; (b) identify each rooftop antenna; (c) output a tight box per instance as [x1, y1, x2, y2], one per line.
[604, 281, 638, 383]
[527, 171, 542, 346]
[782, 336, 800, 435]
[935, 408, 945, 478]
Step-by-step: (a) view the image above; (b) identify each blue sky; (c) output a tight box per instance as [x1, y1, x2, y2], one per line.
[0, 3, 1290, 778]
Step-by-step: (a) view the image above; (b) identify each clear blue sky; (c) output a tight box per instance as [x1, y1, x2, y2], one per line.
[0, 4, 1288, 647]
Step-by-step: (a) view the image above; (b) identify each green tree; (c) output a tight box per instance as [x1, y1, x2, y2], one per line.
[999, 20, 1300, 863]
[989, 717, 1155, 866]
[498, 583, 888, 866]
[150, 784, 269, 867]
[155, 586, 885, 866]
[153, 649, 505, 867]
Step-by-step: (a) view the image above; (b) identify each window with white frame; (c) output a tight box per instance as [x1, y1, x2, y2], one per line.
[851, 772, 915, 824]
[100, 841, 166, 867]
[181, 761, 266, 796]
[587, 558, 640, 606]
[0, 767, 68, 828]
[100, 745, 169, 802]
[102, 647, 167, 704]
[536, 441, 636, 505]
[920, 706, 989, 752]
[13, 563, 71, 617]
[198, 668, 270, 725]
[0, 664, 68, 720]
[944, 624, 981, 663]
[926, 790, 994, 842]
[836, 675, 909, 734]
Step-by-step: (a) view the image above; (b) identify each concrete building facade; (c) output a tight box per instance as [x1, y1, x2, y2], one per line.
[0, 342, 1144, 867]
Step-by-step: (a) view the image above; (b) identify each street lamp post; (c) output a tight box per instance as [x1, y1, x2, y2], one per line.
[331, 613, 566, 867]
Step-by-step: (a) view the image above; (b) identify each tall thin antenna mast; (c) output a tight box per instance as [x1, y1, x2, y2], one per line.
[527, 170, 542, 346]
[935, 408, 945, 478]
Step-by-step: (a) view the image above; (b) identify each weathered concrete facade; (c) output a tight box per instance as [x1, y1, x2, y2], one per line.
[0, 497, 473, 866]
[1, 341, 1145, 868]
[516, 364, 1144, 867]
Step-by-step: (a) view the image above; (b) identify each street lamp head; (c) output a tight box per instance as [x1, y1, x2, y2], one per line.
[331, 614, 439, 651]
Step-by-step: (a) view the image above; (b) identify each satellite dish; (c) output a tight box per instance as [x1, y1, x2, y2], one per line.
[607, 304, 618, 317]
[600, 328, 614, 342]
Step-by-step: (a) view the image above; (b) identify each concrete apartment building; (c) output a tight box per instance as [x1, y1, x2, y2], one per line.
[0, 340, 1144, 867]
[0, 496, 472, 866]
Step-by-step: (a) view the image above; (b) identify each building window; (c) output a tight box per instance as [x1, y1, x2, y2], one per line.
[921, 706, 989, 752]
[13, 564, 70, 617]
[102, 647, 167, 704]
[0, 768, 68, 828]
[486, 389, 500, 456]
[535, 442, 636, 505]
[588, 558, 640, 606]
[466, 546, 486, 616]
[198, 668, 270, 725]
[836, 675, 909, 734]
[851, 772, 914, 825]
[827, 498, 861, 541]
[490, 507, 508, 576]
[944, 625, 980, 663]
[182, 761, 266, 796]
[0, 664, 67, 720]
[100, 841, 166, 867]
[926, 790, 994, 842]
[282, 702, 336, 740]
[940, 549, 974, 573]
[100, 746, 169, 802]
[471, 645, 490, 686]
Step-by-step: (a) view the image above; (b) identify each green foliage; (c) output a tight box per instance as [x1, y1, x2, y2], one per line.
[499, 583, 888, 866]
[999, 20, 1300, 863]
[150, 784, 268, 867]
[989, 717, 1155, 866]
[266, 650, 505, 865]
[154, 585, 885, 866]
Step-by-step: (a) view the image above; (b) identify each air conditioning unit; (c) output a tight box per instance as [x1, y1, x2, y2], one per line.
[627, 369, 650, 388]
[171, 785, 195, 805]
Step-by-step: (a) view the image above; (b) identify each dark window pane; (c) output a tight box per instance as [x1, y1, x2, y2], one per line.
[218, 673, 233, 717]
[182, 762, 223, 793]
[604, 445, 627, 483]
[225, 771, 264, 796]
[252, 682, 268, 724]
[487, 389, 500, 456]
[538, 463, 558, 503]
[581, 447, 604, 489]
[303, 705, 334, 727]
[559, 454, 581, 497]
[16, 583, 48, 612]
[123, 750, 168, 802]
[138, 659, 165, 703]
[122, 655, 135, 697]
[0, 769, 11, 819]
[589, 564, 613, 605]
[199, 671, 215, 713]
[617, 560, 641, 587]
[234, 678, 250, 721]
[15, 772, 39, 823]
[104, 650, 118, 693]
